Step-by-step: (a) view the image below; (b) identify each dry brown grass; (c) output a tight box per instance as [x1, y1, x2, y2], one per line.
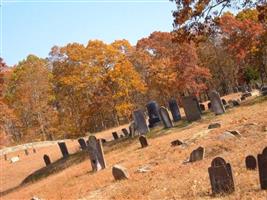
[1, 95, 267, 200]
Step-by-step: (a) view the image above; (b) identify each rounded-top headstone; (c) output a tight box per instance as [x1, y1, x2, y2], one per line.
[211, 157, 227, 167]
[112, 165, 129, 180]
[139, 135, 148, 148]
[262, 146, 267, 155]
[245, 155, 257, 170]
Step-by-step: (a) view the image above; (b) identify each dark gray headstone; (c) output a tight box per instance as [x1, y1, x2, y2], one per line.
[245, 155, 257, 170]
[112, 165, 129, 180]
[112, 132, 119, 140]
[133, 109, 149, 135]
[122, 128, 129, 137]
[168, 99, 181, 122]
[221, 99, 227, 105]
[24, 149, 29, 156]
[208, 157, 235, 194]
[4, 154, 7, 161]
[182, 96, 202, 122]
[58, 142, 69, 158]
[87, 135, 106, 172]
[78, 138, 87, 150]
[43, 154, 51, 166]
[139, 135, 148, 148]
[146, 101, 161, 128]
[258, 147, 267, 189]
[189, 146, 205, 162]
[159, 106, 173, 128]
[209, 90, 225, 115]
[199, 104, 205, 111]
[208, 102, 212, 110]
[171, 139, 183, 146]
[233, 87, 239, 93]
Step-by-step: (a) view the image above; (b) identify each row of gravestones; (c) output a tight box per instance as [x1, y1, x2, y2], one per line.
[3, 148, 37, 162]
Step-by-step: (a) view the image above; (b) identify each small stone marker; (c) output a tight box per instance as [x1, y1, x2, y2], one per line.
[168, 99, 181, 122]
[112, 165, 129, 180]
[159, 106, 173, 128]
[227, 130, 242, 138]
[258, 146, 267, 189]
[78, 138, 87, 150]
[221, 99, 227, 105]
[129, 122, 136, 138]
[171, 139, 183, 146]
[189, 146, 205, 162]
[139, 135, 148, 148]
[209, 90, 225, 115]
[199, 104, 205, 111]
[133, 109, 149, 135]
[182, 96, 202, 122]
[24, 149, 29, 156]
[32, 148, 36, 153]
[10, 156, 20, 163]
[58, 142, 69, 158]
[146, 101, 161, 128]
[208, 102, 212, 110]
[4, 154, 7, 161]
[228, 100, 240, 107]
[245, 155, 257, 170]
[43, 154, 51, 166]
[208, 123, 221, 129]
[112, 131, 119, 140]
[87, 135, 106, 172]
[122, 128, 129, 137]
[208, 157, 235, 194]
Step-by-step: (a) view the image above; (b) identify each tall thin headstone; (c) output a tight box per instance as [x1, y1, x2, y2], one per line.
[146, 101, 161, 128]
[159, 106, 173, 128]
[24, 149, 29, 156]
[43, 154, 51, 166]
[139, 135, 148, 148]
[78, 138, 87, 150]
[209, 90, 225, 115]
[4, 154, 7, 161]
[129, 122, 136, 138]
[58, 142, 69, 158]
[168, 99, 181, 122]
[133, 109, 149, 135]
[112, 132, 119, 140]
[87, 136, 106, 172]
[258, 147, 267, 189]
[122, 128, 129, 137]
[182, 96, 201, 122]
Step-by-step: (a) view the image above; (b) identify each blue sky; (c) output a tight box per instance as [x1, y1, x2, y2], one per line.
[1, 0, 176, 66]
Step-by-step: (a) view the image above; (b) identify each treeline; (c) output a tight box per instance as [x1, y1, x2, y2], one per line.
[1, 8, 267, 144]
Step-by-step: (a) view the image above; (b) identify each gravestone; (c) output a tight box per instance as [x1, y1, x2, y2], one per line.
[258, 146, 267, 189]
[208, 102, 212, 110]
[78, 138, 87, 150]
[120, 135, 124, 138]
[139, 135, 148, 148]
[24, 149, 29, 156]
[112, 132, 119, 140]
[43, 154, 51, 166]
[4, 154, 7, 161]
[146, 101, 161, 128]
[209, 90, 225, 115]
[245, 155, 257, 170]
[87, 135, 106, 172]
[233, 87, 239, 93]
[32, 148, 36, 153]
[112, 165, 129, 180]
[221, 99, 227, 105]
[182, 96, 202, 122]
[189, 146, 205, 162]
[129, 122, 136, 138]
[171, 139, 183, 146]
[159, 107, 173, 128]
[199, 104, 205, 111]
[133, 109, 149, 135]
[168, 99, 181, 122]
[122, 128, 129, 137]
[208, 122, 221, 129]
[208, 157, 235, 194]
[261, 86, 267, 96]
[58, 142, 69, 158]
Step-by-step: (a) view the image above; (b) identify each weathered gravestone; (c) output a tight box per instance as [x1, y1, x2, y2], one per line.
[43, 154, 51, 166]
[245, 155, 257, 170]
[146, 101, 161, 128]
[209, 90, 225, 115]
[122, 128, 129, 137]
[139, 135, 148, 148]
[78, 138, 87, 150]
[87, 136, 106, 172]
[112, 132, 119, 140]
[112, 165, 129, 180]
[208, 102, 212, 110]
[208, 157, 235, 194]
[182, 96, 202, 122]
[129, 122, 136, 138]
[58, 142, 69, 158]
[159, 107, 173, 128]
[258, 146, 267, 189]
[171, 139, 183, 146]
[24, 149, 29, 156]
[221, 99, 227, 105]
[4, 154, 7, 161]
[168, 99, 181, 122]
[233, 87, 239, 93]
[133, 109, 149, 135]
[189, 146, 205, 162]
[199, 104, 205, 112]
[32, 148, 36, 153]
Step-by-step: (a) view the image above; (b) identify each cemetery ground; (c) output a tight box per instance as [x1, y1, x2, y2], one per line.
[1, 93, 267, 200]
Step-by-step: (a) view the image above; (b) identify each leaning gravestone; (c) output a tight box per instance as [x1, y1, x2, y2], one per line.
[133, 109, 149, 135]
[112, 165, 129, 180]
[168, 99, 181, 122]
[209, 90, 225, 115]
[245, 155, 257, 170]
[258, 146, 267, 189]
[122, 128, 129, 137]
[208, 157, 235, 194]
[189, 146, 205, 162]
[159, 106, 173, 128]
[182, 96, 202, 122]
[43, 154, 51, 166]
[139, 135, 148, 148]
[87, 135, 106, 172]
[78, 138, 87, 150]
[58, 142, 69, 158]
[112, 132, 119, 140]
[146, 101, 161, 128]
